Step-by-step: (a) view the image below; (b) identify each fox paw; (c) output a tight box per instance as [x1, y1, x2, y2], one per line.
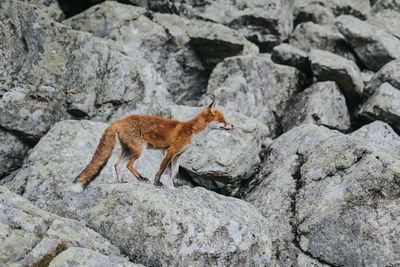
[154, 180, 163, 187]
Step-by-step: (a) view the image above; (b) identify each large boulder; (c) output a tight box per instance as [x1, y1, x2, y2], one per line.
[364, 59, 400, 98]
[0, 186, 129, 266]
[309, 49, 363, 105]
[168, 105, 270, 195]
[207, 54, 300, 135]
[358, 82, 400, 132]
[271, 43, 310, 72]
[0, 0, 171, 142]
[0, 129, 29, 179]
[282, 81, 351, 132]
[117, 0, 294, 53]
[241, 124, 400, 266]
[289, 22, 355, 61]
[350, 121, 400, 155]
[335, 15, 400, 71]
[88, 183, 272, 266]
[64, 2, 257, 105]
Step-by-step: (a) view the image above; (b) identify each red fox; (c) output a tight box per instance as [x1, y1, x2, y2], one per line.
[72, 101, 233, 192]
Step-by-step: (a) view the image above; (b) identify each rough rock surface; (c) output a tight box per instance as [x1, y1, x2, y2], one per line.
[289, 22, 355, 61]
[309, 49, 363, 105]
[293, 2, 335, 26]
[358, 82, 400, 132]
[88, 183, 272, 266]
[20, 0, 65, 21]
[282, 81, 351, 132]
[64, 2, 257, 105]
[368, 0, 400, 39]
[242, 124, 400, 266]
[0, 186, 127, 267]
[271, 43, 310, 72]
[335, 15, 400, 71]
[0, 129, 29, 179]
[119, 0, 294, 52]
[49, 247, 141, 267]
[207, 54, 300, 135]
[0, 0, 171, 142]
[168, 105, 270, 195]
[350, 121, 400, 155]
[364, 59, 400, 98]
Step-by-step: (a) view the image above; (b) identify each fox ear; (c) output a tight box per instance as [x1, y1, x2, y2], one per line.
[208, 100, 218, 112]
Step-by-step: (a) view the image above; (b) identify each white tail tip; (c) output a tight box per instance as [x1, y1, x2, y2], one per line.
[71, 183, 83, 193]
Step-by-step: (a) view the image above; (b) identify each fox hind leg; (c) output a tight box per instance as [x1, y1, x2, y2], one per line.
[171, 154, 182, 188]
[114, 145, 126, 183]
[125, 143, 149, 183]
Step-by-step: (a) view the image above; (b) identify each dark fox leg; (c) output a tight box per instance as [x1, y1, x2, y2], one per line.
[125, 143, 149, 183]
[171, 154, 182, 188]
[154, 149, 176, 187]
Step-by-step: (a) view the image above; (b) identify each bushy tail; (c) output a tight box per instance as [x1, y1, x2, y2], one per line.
[74, 124, 118, 187]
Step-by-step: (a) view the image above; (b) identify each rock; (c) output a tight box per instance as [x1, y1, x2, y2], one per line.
[364, 59, 400, 98]
[0, 0, 171, 142]
[0, 129, 30, 178]
[309, 49, 363, 105]
[241, 124, 400, 266]
[0, 186, 126, 267]
[350, 121, 400, 155]
[168, 105, 270, 195]
[289, 22, 355, 61]
[361, 69, 375, 84]
[271, 43, 310, 72]
[294, 2, 335, 25]
[64, 2, 206, 105]
[186, 19, 259, 71]
[64, 2, 256, 105]
[118, 0, 294, 53]
[368, 6, 400, 39]
[358, 82, 400, 132]
[88, 183, 272, 266]
[207, 54, 300, 134]
[335, 15, 400, 71]
[282, 81, 351, 132]
[20, 0, 65, 21]
[295, 0, 370, 20]
[49, 247, 141, 267]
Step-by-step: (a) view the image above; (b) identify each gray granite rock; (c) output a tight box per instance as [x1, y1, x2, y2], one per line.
[116, 0, 294, 53]
[282, 81, 351, 132]
[289, 22, 355, 61]
[309, 49, 363, 105]
[0, 129, 29, 179]
[335, 15, 400, 71]
[358, 82, 400, 132]
[242, 124, 400, 266]
[364, 59, 400, 98]
[350, 121, 400, 155]
[271, 43, 310, 72]
[49, 247, 141, 267]
[0, 0, 171, 142]
[0, 186, 125, 267]
[88, 183, 272, 266]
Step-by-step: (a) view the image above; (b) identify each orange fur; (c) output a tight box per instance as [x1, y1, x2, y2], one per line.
[74, 101, 233, 188]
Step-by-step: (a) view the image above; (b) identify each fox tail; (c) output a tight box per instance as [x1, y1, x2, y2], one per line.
[72, 124, 118, 192]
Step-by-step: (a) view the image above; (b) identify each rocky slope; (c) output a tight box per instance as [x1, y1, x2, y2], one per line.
[1, 0, 400, 266]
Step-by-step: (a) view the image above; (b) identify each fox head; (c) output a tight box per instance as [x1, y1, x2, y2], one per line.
[204, 100, 234, 130]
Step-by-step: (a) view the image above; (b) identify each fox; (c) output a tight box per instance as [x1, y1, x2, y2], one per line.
[71, 100, 233, 192]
